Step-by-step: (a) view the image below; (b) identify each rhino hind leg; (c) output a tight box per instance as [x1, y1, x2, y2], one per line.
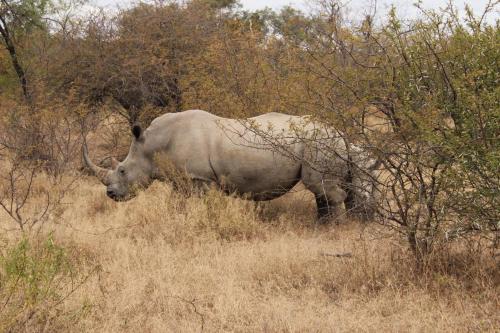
[301, 168, 347, 224]
[315, 195, 333, 223]
[343, 188, 356, 214]
[315, 195, 346, 224]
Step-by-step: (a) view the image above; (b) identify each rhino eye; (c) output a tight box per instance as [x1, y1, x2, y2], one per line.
[119, 168, 126, 175]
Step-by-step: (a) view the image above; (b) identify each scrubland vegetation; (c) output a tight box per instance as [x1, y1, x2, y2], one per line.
[0, 0, 498, 331]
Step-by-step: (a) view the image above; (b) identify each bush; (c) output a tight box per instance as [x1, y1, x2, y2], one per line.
[0, 236, 92, 332]
[261, 0, 499, 261]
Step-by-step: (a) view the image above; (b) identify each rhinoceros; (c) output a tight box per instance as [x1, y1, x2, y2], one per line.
[83, 110, 380, 222]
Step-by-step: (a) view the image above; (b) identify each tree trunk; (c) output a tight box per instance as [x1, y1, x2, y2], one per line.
[0, 19, 30, 102]
[169, 76, 182, 113]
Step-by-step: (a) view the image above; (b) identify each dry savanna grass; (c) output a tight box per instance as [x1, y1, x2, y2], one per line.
[0, 175, 499, 332]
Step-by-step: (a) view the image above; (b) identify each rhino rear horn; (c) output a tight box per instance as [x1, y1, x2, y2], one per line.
[111, 157, 119, 170]
[82, 144, 110, 185]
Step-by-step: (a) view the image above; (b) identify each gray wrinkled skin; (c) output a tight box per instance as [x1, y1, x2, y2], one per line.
[84, 110, 380, 222]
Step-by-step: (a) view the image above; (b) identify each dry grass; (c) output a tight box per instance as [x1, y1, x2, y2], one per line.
[0, 176, 498, 332]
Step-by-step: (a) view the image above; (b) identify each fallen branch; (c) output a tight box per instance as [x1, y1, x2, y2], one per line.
[166, 295, 205, 332]
[319, 252, 353, 258]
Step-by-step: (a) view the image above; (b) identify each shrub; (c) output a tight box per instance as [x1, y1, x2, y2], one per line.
[0, 236, 92, 332]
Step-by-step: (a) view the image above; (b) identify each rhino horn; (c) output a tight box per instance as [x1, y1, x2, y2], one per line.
[111, 157, 119, 170]
[82, 144, 110, 185]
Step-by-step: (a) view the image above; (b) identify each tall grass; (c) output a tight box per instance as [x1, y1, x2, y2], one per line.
[1, 174, 496, 332]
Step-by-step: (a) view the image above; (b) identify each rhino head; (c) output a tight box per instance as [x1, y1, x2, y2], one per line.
[83, 125, 154, 201]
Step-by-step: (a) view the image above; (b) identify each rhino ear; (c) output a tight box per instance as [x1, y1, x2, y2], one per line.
[132, 125, 142, 140]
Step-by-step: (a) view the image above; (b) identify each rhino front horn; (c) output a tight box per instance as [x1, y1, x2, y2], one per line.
[82, 144, 110, 185]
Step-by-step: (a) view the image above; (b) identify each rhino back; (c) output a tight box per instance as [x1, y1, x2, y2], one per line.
[209, 113, 304, 199]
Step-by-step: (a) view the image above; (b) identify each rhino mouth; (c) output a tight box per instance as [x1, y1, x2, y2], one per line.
[106, 189, 135, 202]
[107, 191, 121, 201]
[107, 184, 144, 202]
[109, 193, 136, 202]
